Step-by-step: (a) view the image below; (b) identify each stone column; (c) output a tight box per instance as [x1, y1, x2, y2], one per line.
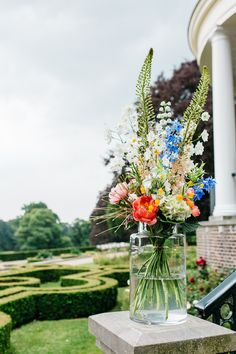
[211, 26, 236, 218]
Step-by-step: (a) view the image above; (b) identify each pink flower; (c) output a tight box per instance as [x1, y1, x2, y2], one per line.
[192, 205, 200, 217]
[109, 182, 128, 204]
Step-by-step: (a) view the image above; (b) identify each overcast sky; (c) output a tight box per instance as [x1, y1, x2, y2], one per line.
[0, 0, 196, 223]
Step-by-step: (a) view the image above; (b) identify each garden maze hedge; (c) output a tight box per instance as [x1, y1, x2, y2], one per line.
[0, 264, 129, 353]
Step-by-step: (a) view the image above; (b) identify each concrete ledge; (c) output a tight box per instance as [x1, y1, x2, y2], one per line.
[89, 311, 236, 354]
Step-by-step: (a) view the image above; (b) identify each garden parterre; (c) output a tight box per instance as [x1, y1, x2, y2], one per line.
[0, 264, 129, 353]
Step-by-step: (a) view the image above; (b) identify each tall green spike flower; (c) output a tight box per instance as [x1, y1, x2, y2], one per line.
[181, 66, 210, 145]
[136, 48, 156, 144]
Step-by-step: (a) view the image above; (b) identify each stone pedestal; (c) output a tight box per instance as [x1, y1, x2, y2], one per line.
[197, 219, 236, 269]
[89, 311, 236, 354]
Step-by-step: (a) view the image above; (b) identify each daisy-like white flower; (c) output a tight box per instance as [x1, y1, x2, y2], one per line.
[201, 129, 209, 142]
[147, 131, 156, 143]
[194, 141, 204, 155]
[144, 148, 152, 161]
[201, 112, 210, 121]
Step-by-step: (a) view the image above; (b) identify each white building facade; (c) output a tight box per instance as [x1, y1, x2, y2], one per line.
[188, 0, 236, 268]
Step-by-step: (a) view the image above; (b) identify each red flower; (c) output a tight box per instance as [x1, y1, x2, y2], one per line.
[196, 257, 206, 266]
[189, 277, 195, 283]
[132, 196, 158, 225]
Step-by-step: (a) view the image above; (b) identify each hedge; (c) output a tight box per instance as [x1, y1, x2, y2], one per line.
[0, 277, 40, 290]
[0, 264, 129, 330]
[0, 246, 96, 262]
[0, 312, 11, 354]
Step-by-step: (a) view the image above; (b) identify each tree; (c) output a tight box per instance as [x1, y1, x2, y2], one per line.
[90, 187, 113, 245]
[70, 219, 91, 247]
[0, 220, 16, 251]
[22, 202, 48, 214]
[15, 205, 63, 250]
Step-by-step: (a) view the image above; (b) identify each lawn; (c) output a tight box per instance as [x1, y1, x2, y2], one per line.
[10, 318, 102, 354]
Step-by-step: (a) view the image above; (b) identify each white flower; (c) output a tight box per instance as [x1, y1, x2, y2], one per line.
[126, 151, 138, 164]
[160, 101, 166, 106]
[201, 112, 210, 121]
[105, 129, 113, 144]
[162, 156, 170, 167]
[194, 141, 204, 155]
[147, 131, 156, 143]
[110, 156, 125, 173]
[113, 143, 126, 158]
[165, 106, 171, 113]
[144, 148, 152, 161]
[164, 180, 171, 193]
[201, 129, 209, 142]
[160, 119, 167, 126]
[143, 177, 152, 191]
[159, 107, 164, 112]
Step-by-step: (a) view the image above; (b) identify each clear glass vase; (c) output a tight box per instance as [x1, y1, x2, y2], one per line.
[130, 223, 187, 325]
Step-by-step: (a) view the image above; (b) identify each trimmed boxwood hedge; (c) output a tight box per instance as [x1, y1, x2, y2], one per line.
[0, 311, 11, 354]
[0, 246, 96, 262]
[0, 276, 40, 290]
[0, 263, 129, 352]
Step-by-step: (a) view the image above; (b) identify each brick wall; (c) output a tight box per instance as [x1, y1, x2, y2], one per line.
[196, 223, 236, 269]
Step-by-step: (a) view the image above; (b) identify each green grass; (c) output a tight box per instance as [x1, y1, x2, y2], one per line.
[40, 281, 61, 288]
[10, 318, 102, 354]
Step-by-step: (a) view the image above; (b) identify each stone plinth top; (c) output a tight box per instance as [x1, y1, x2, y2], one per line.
[89, 311, 236, 354]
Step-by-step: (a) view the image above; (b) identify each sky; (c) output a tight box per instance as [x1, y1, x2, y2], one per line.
[0, 0, 196, 223]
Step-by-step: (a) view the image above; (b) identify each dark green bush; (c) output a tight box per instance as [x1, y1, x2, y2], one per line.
[0, 312, 11, 354]
[0, 246, 96, 261]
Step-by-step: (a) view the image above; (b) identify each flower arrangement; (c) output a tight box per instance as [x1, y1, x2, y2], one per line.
[104, 49, 215, 232]
[101, 49, 215, 322]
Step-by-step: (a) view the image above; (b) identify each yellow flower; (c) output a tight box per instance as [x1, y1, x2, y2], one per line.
[155, 199, 161, 207]
[200, 183, 204, 188]
[188, 181, 193, 187]
[158, 188, 164, 195]
[176, 195, 183, 201]
[140, 186, 145, 194]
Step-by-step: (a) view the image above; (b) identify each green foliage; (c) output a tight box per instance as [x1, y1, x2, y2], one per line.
[94, 254, 129, 267]
[0, 312, 11, 354]
[22, 202, 48, 214]
[69, 219, 91, 247]
[0, 220, 16, 251]
[136, 48, 156, 143]
[0, 246, 96, 262]
[0, 277, 40, 290]
[16, 207, 63, 250]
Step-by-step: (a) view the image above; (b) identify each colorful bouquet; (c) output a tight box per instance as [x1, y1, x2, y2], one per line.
[102, 49, 215, 321]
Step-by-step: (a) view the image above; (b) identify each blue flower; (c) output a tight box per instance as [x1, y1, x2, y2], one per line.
[202, 177, 216, 192]
[193, 185, 205, 201]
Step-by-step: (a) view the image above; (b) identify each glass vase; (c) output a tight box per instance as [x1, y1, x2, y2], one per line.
[130, 223, 187, 325]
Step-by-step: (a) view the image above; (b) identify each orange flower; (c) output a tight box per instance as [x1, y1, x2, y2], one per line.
[132, 196, 158, 225]
[185, 198, 194, 208]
